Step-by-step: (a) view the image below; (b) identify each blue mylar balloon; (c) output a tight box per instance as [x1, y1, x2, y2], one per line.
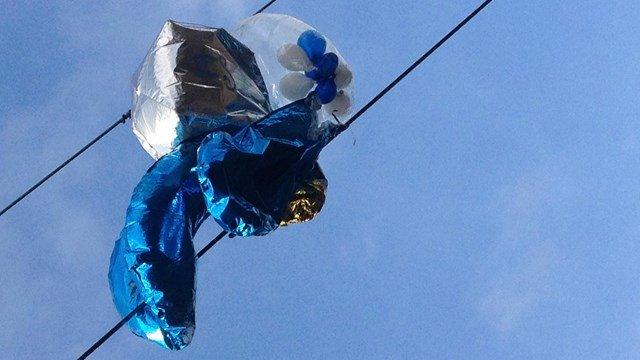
[316, 79, 338, 104]
[110, 94, 339, 350]
[297, 29, 326, 65]
[197, 94, 339, 236]
[109, 141, 208, 350]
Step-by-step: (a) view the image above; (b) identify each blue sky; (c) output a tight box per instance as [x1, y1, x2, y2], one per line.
[1, 0, 640, 359]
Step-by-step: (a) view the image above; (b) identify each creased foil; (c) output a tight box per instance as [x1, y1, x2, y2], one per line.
[109, 141, 207, 350]
[131, 20, 271, 159]
[196, 94, 338, 237]
[280, 167, 328, 226]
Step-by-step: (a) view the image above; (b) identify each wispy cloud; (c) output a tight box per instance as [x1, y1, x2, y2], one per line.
[476, 160, 570, 333]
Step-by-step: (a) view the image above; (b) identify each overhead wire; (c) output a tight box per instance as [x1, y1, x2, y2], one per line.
[77, 0, 494, 358]
[0, 111, 131, 217]
[336, 0, 493, 134]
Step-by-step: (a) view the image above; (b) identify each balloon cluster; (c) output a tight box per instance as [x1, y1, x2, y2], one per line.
[109, 16, 353, 351]
[277, 30, 353, 115]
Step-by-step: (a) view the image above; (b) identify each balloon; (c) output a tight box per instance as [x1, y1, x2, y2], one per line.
[131, 21, 270, 159]
[317, 52, 339, 78]
[325, 91, 352, 116]
[305, 52, 339, 81]
[335, 62, 353, 89]
[233, 13, 355, 124]
[197, 95, 338, 236]
[109, 141, 205, 350]
[316, 78, 338, 104]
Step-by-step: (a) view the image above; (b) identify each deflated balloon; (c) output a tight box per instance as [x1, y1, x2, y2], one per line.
[109, 141, 206, 350]
[197, 94, 338, 236]
[131, 20, 270, 159]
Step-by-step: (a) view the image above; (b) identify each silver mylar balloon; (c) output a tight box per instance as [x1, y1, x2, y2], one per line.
[131, 20, 272, 159]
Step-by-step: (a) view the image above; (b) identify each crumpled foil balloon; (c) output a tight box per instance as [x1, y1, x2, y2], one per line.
[197, 95, 338, 237]
[131, 20, 270, 160]
[109, 141, 206, 350]
[109, 15, 352, 351]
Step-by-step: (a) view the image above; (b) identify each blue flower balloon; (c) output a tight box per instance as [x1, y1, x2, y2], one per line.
[303, 53, 340, 104]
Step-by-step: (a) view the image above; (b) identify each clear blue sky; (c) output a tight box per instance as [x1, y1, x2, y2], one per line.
[1, 0, 640, 358]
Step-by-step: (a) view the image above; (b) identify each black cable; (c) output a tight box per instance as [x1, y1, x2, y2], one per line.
[0, 111, 131, 218]
[77, 0, 492, 357]
[254, 0, 278, 15]
[77, 302, 145, 360]
[196, 230, 230, 259]
[77, 230, 229, 360]
[337, 0, 493, 134]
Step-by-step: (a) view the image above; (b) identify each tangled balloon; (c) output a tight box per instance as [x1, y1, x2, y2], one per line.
[108, 14, 354, 350]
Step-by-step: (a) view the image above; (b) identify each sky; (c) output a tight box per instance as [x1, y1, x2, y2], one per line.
[1, 0, 640, 359]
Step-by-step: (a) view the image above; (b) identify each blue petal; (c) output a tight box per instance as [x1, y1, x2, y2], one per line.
[297, 30, 326, 65]
[316, 53, 339, 79]
[316, 79, 337, 104]
[305, 68, 321, 81]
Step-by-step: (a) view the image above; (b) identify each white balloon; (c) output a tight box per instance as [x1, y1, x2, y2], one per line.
[334, 62, 353, 90]
[324, 91, 351, 116]
[278, 72, 315, 101]
[277, 44, 314, 71]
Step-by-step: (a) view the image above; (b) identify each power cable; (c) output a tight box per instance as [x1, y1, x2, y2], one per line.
[0, 111, 131, 217]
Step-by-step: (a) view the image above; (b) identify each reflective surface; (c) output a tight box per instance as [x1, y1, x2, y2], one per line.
[279, 166, 328, 226]
[108, 141, 207, 350]
[197, 94, 339, 236]
[111, 17, 344, 351]
[132, 21, 271, 159]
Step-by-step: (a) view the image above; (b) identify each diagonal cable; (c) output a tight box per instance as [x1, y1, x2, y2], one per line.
[337, 0, 493, 134]
[0, 111, 131, 217]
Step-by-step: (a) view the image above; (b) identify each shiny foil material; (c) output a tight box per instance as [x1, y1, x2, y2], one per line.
[132, 20, 271, 159]
[280, 167, 328, 226]
[109, 141, 207, 350]
[196, 94, 338, 236]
